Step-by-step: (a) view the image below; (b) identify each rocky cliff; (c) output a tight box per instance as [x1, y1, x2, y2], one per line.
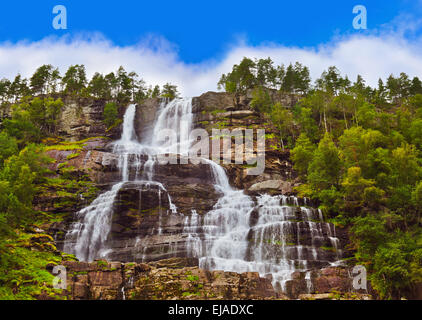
[38, 91, 363, 300]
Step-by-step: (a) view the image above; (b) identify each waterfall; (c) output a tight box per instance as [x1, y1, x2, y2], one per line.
[64, 103, 178, 261]
[63, 182, 124, 262]
[64, 97, 343, 295]
[64, 105, 138, 261]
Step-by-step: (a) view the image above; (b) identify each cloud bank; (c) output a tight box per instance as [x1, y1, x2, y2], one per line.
[1, 31, 422, 97]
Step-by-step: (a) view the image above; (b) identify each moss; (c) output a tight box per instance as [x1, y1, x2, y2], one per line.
[320, 246, 336, 252]
[0, 239, 66, 300]
[56, 190, 76, 198]
[186, 275, 199, 282]
[66, 153, 80, 160]
[106, 119, 123, 132]
[45, 144, 84, 151]
[265, 133, 276, 139]
[44, 136, 108, 152]
[210, 109, 226, 116]
[96, 260, 108, 267]
[57, 162, 69, 170]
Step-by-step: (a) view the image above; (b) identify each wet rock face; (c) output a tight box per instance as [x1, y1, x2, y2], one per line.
[284, 266, 373, 299]
[103, 162, 221, 262]
[134, 98, 161, 142]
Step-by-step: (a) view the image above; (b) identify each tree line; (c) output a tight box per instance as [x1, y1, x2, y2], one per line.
[218, 57, 422, 106]
[0, 64, 179, 106]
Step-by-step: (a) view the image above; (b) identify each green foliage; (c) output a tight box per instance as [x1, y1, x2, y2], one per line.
[0, 132, 18, 167]
[218, 58, 310, 106]
[62, 64, 87, 95]
[0, 59, 421, 300]
[161, 83, 179, 100]
[0, 144, 51, 237]
[103, 102, 119, 128]
[370, 232, 422, 299]
[307, 133, 342, 191]
[0, 245, 65, 300]
[251, 87, 273, 114]
[291, 133, 315, 176]
[3, 97, 64, 142]
[30, 64, 60, 95]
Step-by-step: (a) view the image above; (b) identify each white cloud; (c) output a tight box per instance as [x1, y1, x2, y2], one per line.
[1, 30, 422, 97]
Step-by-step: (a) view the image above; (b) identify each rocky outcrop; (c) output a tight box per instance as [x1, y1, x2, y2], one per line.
[53, 259, 372, 300]
[248, 179, 293, 194]
[285, 267, 373, 300]
[134, 98, 161, 142]
[56, 97, 125, 141]
[60, 259, 282, 300]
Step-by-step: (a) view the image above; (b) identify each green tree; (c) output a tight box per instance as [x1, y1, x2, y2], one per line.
[315, 66, 346, 95]
[218, 57, 256, 106]
[9, 74, 30, 103]
[409, 119, 422, 149]
[30, 64, 60, 95]
[294, 106, 319, 141]
[270, 103, 294, 151]
[341, 166, 384, 213]
[161, 83, 179, 100]
[103, 102, 119, 128]
[293, 62, 311, 94]
[291, 133, 315, 176]
[411, 181, 422, 224]
[0, 132, 18, 167]
[150, 85, 161, 98]
[255, 57, 277, 88]
[88, 73, 110, 99]
[250, 87, 272, 114]
[0, 78, 11, 105]
[307, 132, 342, 191]
[62, 64, 87, 95]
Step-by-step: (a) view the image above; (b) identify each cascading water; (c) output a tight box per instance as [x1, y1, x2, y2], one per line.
[183, 171, 343, 291]
[64, 97, 343, 295]
[64, 103, 178, 261]
[63, 105, 139, 261]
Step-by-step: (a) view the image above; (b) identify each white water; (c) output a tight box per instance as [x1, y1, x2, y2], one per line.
[185, 190, 343, 291]
[63, 182, 124, 261]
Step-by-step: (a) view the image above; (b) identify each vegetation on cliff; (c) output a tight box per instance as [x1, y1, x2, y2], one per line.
[219, 57, 422, 299]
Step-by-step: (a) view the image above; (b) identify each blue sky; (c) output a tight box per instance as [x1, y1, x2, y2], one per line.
[0, 0, 419, 62]
[0, 1, 422, 95]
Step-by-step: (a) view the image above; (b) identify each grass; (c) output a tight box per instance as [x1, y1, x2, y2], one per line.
[0, 237, 67, 300]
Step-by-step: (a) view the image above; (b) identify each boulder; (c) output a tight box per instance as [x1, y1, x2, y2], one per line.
[248, 180, 292, 194]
